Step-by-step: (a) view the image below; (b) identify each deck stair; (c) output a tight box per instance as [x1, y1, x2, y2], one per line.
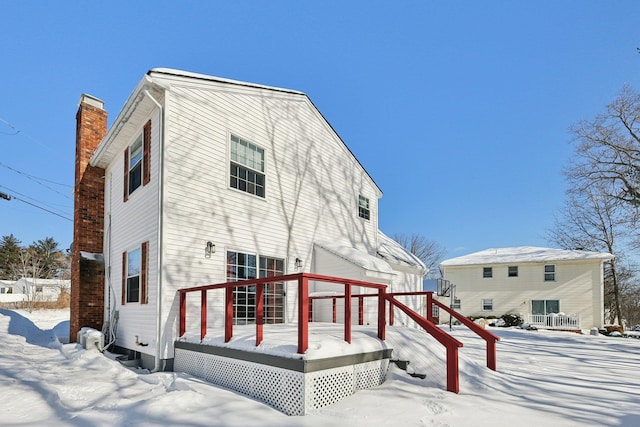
[391, 359, 426, 379]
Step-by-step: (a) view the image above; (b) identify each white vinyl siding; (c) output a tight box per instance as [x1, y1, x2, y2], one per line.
[158, 81, 380, 341]
[103, 108, 160, 356]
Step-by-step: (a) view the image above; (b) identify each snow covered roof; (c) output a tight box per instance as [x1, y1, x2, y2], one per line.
[440, 246, 614, 267]
[376, 231, 428, 273]
[315, 242, 394, 275]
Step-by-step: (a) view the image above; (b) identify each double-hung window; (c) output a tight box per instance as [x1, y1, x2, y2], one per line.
[508, 266, 518, 277]
[126, 248, 141, 303]
[358, 195, 370, 220]
[544, 265, 556, 281]
[122, 242, 148, 305]
[230, 135, 265, 197]
[128, 134, 143, 195]
[482, 298, 493, 311]
[483, 267, 493, 278]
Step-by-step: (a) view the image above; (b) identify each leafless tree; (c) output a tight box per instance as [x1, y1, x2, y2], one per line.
[568, 85, 640, 209]
[550, 170, 636, 324]
[10, 248, 47, 312]
[391, 233, 447, 279]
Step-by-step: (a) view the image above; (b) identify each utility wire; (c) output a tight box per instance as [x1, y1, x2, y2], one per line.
[0, 185, 72, 221]
[0, 161, 71, 187]
[0, 161, 73, 200]
[9, 195, 73, 222]
[0, 117, 20, 135]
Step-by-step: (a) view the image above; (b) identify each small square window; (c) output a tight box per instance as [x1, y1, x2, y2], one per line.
[358, 195, 370, 220]
[482, 298, 493, 311]
[508, 266, 518, 277]
[544, 265, 556, 281]
[483, 267, 493, 278]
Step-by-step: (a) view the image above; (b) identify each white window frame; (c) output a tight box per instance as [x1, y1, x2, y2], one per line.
[482, 298, 493, 311]
[229, 134, 265, 198]
[128, 134, 143, 195]
[544, 264, 556, 281]
[226, 250, 285, 325]
[508, 266, 518, 277]
[358, 195, 370, 220]
[126, 247, 141, 303]
[483, 267, 493, 278]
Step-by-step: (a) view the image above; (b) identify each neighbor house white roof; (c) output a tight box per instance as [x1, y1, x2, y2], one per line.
[440, 246, 613, 267]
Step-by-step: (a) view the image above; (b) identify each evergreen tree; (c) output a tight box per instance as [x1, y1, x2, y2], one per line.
[0, 234, 22, 279]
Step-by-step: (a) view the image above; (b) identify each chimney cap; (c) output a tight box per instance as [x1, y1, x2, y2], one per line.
[78, 94, 104, 110]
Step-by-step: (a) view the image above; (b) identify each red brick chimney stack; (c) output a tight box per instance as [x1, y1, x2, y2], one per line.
[70, 94, 107, 341]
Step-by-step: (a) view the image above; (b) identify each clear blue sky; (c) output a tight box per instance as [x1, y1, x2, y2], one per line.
[1, 2, 639, 260]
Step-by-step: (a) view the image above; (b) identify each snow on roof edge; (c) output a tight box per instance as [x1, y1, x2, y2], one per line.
[440, 246, 614, 267]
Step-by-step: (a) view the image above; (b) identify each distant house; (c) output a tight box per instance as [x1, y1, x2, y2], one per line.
[439, 247, 614, 329]
[0, 278, 69, 303]
[71, 68, 428, 372]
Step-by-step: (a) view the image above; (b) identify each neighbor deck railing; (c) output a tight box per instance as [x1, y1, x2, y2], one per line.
[527, 313, 581, 330]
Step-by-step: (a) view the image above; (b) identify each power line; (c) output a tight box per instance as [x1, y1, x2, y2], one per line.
[0, 185, 72, 221]
[0, 161, 71, 188]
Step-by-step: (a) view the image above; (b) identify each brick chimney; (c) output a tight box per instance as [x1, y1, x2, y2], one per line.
[70, 94, 107, 342]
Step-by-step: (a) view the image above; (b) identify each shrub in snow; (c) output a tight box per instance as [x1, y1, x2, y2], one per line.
[500, 313, 523, 327]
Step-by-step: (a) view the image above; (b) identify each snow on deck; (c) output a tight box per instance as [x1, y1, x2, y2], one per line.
[179, 323, 391, 360]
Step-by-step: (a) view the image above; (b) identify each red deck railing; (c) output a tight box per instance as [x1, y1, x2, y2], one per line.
[178, 274, 500, 394]
[178, 273, 387, 354]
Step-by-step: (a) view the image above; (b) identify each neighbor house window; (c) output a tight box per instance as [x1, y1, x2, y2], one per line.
[544, 265, 556, 281]
[482, 298, 493, 311]
[227, 251, 284, 325]
[125, 248, 141, 303]
[128, 134, 143, 195]
[230, 135, 265, 197]
[483, 267, 493, 278]
[122, 242, 148, 304]
[508, 266, 518, 277]
[358, 195, 370, 220]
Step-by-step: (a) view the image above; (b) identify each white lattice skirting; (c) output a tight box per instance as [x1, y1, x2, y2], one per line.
[174, 344, 390, 415]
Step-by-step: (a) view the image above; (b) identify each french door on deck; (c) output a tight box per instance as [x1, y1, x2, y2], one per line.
[226, 251, 285, 325]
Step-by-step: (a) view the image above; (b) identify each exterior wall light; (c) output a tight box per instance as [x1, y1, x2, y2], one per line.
[205, 241, 215, 258]
[295, 257, 303, 270]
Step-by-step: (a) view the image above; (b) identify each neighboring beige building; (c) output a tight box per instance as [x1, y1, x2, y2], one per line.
[439, 247, 613, 329]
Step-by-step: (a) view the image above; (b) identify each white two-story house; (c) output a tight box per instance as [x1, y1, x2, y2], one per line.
[71, 68, 426, 370]
[439, 246, 613, 330]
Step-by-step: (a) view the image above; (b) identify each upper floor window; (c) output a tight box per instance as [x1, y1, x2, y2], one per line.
[544, 265, 556, 281]
[358, 195, 370, 220]
[508, 266, 518, 277]
[128, 134, 143, 195]
[483, 267, 493, 278]
[123, 120, 151, 201]
[230, 135, 265, 198]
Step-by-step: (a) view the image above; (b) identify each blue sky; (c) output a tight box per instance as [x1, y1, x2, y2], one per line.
[1, 2, 639, 260]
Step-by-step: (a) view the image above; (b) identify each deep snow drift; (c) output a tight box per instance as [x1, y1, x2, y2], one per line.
[1, 308, 639, 426]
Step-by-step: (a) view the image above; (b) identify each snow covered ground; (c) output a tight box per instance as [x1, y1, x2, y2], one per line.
[1, 308, 639, 426]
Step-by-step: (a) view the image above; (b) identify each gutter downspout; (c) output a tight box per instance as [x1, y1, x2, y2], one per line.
[143, 88, 165, 372]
